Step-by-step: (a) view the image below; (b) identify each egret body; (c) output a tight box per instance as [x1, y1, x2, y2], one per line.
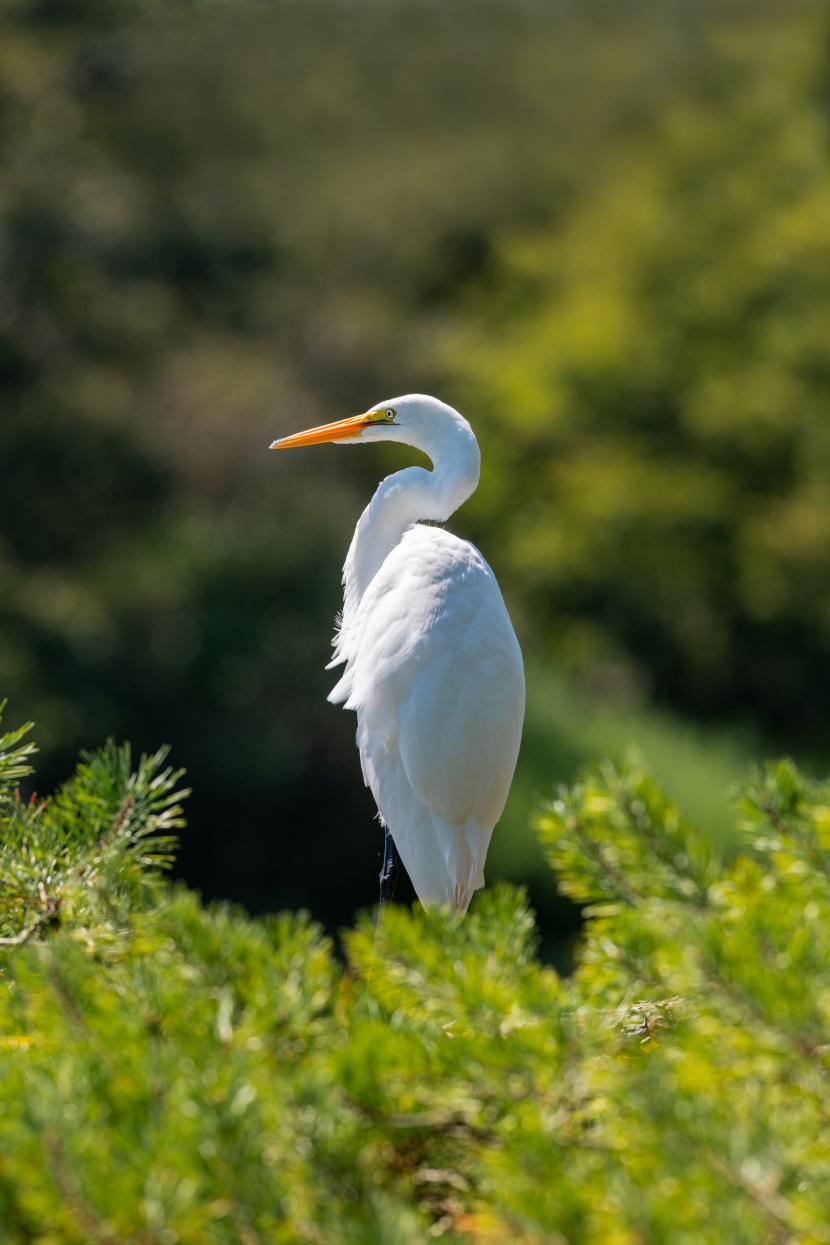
[271, 395, 524, 914]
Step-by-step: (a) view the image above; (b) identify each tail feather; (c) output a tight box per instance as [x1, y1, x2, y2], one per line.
[393, 808, 491, 915]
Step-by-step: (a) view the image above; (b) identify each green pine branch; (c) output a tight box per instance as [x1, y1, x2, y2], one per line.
[0, 702, 37, 807]
[0, 725, 188, 952]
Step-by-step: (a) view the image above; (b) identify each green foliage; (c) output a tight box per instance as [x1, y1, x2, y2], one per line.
[448, 2, 830, 740]
[0, 707, 185, 951]
[2, 718, 830, 1242]
[0, 706, 37, 807]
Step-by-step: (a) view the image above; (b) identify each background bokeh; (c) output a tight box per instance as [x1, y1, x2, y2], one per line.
[3, 0, 830, 952]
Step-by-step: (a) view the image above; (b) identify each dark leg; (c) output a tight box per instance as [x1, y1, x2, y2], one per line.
[379, 827, 399, 907]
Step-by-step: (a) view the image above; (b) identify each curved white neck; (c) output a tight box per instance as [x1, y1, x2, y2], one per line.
[342, 437, 480, 613]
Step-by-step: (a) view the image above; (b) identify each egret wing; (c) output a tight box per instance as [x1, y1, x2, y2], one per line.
[334, 525, 524, 907]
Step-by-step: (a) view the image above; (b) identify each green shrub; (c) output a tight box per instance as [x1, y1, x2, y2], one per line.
[1, 709, 828, 1243]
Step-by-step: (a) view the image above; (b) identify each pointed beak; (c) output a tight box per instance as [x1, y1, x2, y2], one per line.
[270, 411, 372, 450]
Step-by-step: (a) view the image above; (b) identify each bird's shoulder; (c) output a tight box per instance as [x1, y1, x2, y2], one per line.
[358, 522, 518, 666]
[329, 521, 521, 710]
[373, 522, 493, 598]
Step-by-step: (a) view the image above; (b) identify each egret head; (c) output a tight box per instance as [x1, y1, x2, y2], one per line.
[270, 394, 476, 458]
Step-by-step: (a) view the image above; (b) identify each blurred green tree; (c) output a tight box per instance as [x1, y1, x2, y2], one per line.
[0, 0, 384, 928]
[448, 2, 830, 749]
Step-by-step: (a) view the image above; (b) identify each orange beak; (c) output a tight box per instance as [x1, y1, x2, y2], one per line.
[270, 412, 373, 450]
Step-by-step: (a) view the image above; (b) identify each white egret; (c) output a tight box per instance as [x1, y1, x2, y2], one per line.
[271, 394, 524, 914]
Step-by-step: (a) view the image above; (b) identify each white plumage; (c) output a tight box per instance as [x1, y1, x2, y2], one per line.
[272, 394, 524, 914]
